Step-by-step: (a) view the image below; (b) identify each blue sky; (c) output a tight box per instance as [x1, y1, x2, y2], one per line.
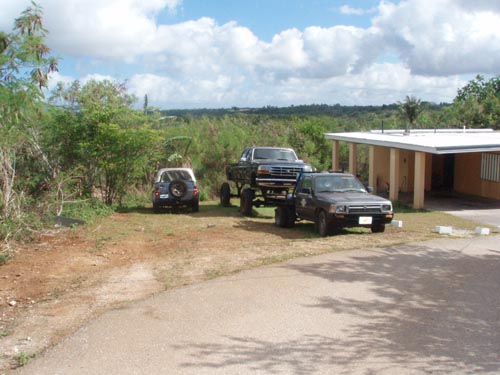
[2, 0, 499, 109]
[170, 0, 376, 40]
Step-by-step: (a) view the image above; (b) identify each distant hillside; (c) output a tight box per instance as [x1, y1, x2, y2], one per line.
[160, 103, 450, 118]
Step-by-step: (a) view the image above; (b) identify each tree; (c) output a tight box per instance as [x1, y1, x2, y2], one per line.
[453, 75, 500, 128]
[48, 79, 154, 205]
[0, 2, 57, 241]
[398, 95, 422, 132]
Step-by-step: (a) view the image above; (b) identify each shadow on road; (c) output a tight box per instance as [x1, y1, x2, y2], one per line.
[174, 241, 500, 374]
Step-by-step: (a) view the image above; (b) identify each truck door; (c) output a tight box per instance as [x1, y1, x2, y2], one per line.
[295, 175, 314, 220]
[234, 148, 251, 182]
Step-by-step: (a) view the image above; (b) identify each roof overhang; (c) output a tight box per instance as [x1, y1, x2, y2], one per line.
[324, 129, 500, 154]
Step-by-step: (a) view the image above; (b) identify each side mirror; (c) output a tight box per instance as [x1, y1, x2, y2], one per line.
[366, 186, 374, 193]
[240, 157, 247, 162]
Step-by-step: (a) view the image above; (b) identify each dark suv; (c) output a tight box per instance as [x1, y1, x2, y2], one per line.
[152, 168, 199, 213]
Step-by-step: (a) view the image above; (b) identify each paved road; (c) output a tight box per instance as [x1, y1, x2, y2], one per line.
[16, 236, 500, 375]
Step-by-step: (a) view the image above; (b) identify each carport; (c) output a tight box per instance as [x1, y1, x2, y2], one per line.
[325, 129, 500, 209]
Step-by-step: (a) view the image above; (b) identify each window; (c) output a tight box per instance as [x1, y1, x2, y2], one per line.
[481, 153, 500, 182]
[298, 176, 312, 193]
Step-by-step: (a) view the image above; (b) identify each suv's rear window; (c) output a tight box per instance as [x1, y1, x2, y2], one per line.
[161, 170, 193, 182]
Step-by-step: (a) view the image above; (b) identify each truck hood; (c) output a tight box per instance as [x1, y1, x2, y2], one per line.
[315, 192, 391, 205]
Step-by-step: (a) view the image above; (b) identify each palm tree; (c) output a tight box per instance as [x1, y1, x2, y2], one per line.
[399, 95, 422, 132]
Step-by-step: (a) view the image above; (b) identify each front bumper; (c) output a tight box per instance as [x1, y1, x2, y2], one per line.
[255, 177, 298, 188]
[328, 213, 393, 228]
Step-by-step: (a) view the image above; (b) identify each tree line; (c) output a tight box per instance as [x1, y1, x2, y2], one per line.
[1, 3, 499, 251]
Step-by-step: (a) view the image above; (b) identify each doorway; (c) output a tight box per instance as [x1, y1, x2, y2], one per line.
[432, 154, 455, 192]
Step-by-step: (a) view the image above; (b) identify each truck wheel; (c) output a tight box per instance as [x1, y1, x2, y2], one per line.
[275, 206, 296, 228]
[220, 182, 231, 207]
[191, 199, 199, 213]
[275, 206, 287, 228]
[317, 210, 331, 237]
[153, 203, 160, 214]
[371, 223, 385, 233]
[240, 188, 254, 216]
[286, 208, 296, 228]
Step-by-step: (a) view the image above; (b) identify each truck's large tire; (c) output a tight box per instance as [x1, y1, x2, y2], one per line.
[275, 206, 295, 228]
[220, 182, 231, 207]
[240, 188, 254, 216]
[371, 223, 385, 233]
[317, 210, 332, 237]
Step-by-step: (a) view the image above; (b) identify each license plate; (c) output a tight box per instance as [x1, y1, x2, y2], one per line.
[160, 194, 169, 199]
[359, 216, 372, 225]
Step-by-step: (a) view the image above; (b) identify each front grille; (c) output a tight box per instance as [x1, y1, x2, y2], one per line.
[269, 166, 303, 178]
[348, 205, 382, 214]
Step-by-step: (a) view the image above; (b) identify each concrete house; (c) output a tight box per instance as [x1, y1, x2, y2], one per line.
[324, 129, 500, 209]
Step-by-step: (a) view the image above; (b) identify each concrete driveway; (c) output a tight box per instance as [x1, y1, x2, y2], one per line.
[425, 195, 500, 227]
[15, 236, 500, 375]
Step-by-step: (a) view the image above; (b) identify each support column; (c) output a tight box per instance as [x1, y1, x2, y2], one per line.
[414, 151, 426, 209]
[331, 140, 340, 171]
[348, 143, 357, 175]
[389, 148, 400, 201]
[368, 146, 376, 192]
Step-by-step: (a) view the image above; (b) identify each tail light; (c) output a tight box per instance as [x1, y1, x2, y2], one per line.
[193, 186, 199, 196]
[155, 191, 160, 197]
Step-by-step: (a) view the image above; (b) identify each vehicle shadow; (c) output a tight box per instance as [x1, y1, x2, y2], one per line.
[116, 202, 238, 217]
[233, 216, 374, 240]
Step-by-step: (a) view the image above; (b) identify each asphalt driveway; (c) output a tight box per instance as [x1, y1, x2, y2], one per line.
[15, 236, 500, 375]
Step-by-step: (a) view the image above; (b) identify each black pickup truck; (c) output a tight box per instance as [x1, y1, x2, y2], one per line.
[275, 172, 394, 236]
[220, 146, 312, 215]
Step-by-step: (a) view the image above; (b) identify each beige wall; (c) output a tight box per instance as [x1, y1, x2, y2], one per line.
[454, 152, 500, 199]
[371, 147, 432, 194]
[372, 146, 390, 193]
[400, 150, 413, 192]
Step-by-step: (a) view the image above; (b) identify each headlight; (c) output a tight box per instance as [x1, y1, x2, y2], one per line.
[303, 165, 312, 172]
[257, 165, 270, 174]
[335, 205, 346, 213]
[382, 204, 392, 212]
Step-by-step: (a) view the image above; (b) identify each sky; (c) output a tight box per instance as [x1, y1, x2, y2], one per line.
[1, 0, 499, 109]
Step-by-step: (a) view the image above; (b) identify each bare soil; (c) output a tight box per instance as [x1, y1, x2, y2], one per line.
[0, 202, 480, 371]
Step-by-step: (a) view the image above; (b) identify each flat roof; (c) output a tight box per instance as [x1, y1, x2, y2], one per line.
[324, 129, 500, 154]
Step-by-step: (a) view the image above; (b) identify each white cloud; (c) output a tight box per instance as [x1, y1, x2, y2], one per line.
[128, 73, 243, 108]
[373, 0, 500, 75]
[126, 63, 467, 108]
[6, 0, 182, 60]
[340, 5, 368, 15]
[5, 0, 500, 108]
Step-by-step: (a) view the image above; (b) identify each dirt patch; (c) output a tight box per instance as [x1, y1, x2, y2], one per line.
[0, 203, 482, 371]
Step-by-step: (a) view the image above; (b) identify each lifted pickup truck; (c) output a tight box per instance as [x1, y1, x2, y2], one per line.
[220, 146, 312, 215]
[275, 172, 394, 236]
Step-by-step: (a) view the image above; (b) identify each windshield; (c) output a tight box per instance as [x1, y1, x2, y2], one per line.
[314, 176, 367, 193]
[253, 148, 297, 161]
